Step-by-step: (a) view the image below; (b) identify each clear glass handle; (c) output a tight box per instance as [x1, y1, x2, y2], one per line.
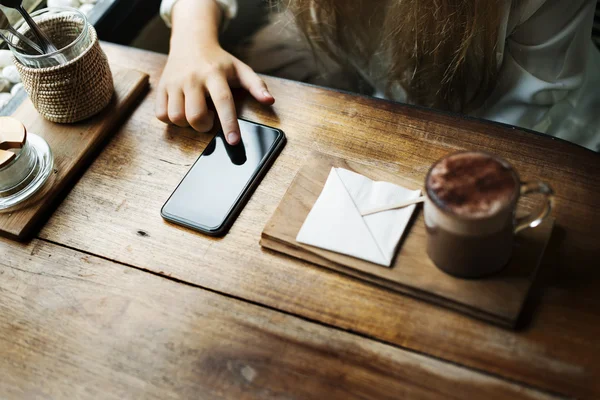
[514, 181, 554, 234]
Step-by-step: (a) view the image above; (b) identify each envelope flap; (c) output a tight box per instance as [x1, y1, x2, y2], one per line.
[335, 168, 422, 264]
[296, 168, 388, 266]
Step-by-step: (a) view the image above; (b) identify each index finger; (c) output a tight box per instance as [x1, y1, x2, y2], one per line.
[205, 76, 240, 145]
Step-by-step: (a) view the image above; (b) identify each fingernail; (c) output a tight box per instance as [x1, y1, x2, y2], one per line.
[263, 90, 273, 99]
[227, 132, 240, 144]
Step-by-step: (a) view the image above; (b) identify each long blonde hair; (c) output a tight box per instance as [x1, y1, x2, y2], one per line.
[284, 0, 503, 112]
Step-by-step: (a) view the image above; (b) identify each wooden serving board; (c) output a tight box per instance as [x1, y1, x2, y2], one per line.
[0, 65, 149, 240]
[260, 152, 554, 328]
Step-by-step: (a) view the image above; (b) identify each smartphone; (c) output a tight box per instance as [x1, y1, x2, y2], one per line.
[161, 119, 286, 236]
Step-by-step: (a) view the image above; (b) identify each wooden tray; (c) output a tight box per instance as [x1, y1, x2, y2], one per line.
[0, 65, 149, 240]
[260, 152, 554, 328]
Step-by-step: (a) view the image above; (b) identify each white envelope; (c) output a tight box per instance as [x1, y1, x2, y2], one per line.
[296, 167, 421, 267]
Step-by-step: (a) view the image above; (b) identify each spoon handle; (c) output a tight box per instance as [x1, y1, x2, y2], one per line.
[0, 31, 34, 54]
[360, 196, 426, 216]
[17, 5, 58, 53]
[3, 27, 44, 54]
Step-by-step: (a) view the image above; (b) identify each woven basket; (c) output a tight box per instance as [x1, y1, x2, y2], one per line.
[14, 15, 114, 123]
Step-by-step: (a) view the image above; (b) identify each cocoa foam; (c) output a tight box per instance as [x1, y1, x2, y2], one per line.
[426, 152, 518, 218]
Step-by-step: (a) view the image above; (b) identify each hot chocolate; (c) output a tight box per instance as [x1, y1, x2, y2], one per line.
[427, 152, 518, 218]
[424, 152, 520, 278]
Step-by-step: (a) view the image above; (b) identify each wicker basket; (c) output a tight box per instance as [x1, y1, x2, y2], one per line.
[13, 15, 114, 123]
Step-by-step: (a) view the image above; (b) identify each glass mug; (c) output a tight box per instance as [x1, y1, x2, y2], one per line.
[424, 151, 554, 278]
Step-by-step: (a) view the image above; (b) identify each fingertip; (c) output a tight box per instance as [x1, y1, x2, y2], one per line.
[167, 90, 188, 127]
[188, 110, 215, 132]
[261, 91, 275, 105]
[257, 89, 274, 103]
[156, 109, 170, 123]
[169, 112, 190, 128]
[226, 131, 241, 145]
[155, 91, 169, 123]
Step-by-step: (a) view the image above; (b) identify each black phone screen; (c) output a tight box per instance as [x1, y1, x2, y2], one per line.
[161, 120, 284, 233]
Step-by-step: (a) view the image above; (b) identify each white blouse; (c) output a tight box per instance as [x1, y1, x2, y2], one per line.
[160, 0, 238, 27]
[161, 0, 600, 152]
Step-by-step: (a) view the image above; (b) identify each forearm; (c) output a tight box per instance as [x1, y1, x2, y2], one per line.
[170, 0, 223, 50]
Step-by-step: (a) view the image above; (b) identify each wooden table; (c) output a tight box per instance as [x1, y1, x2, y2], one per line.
[1, 43, 599, 399]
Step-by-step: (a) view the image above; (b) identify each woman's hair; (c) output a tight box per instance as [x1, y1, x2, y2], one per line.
[284, 0, 503, 112]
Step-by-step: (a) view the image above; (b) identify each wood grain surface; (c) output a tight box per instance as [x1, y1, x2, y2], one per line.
[0, 238, 560, 400]
[0, 66, 149, 240]
[261, 151, 554, 328]
[23, 44, 600, 398]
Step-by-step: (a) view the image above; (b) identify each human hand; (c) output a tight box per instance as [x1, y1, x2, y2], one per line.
[155, 42, 274, 145]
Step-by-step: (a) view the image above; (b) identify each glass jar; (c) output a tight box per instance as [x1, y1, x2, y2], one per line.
[0, 140, 36, 195]
[0, 133, 53, 211]
[8, 7, 91, 68]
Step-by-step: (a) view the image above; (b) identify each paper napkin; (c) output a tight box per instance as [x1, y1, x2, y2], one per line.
[296, 167, 421, 267]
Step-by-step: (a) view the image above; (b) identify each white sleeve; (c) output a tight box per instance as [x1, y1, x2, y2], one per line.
[477, 0, 600, 151]
[160, 0, 238, 28]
